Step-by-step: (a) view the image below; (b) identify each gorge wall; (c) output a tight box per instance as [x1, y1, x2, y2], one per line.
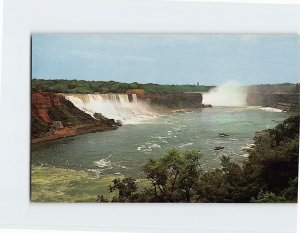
[246, 93, 300, 111]
[137, 93, 203, 109]
[246, 84, 300, 111]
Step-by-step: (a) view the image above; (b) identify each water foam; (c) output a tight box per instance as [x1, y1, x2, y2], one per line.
[203, 81, 247, 107]
[178, 142, 193, 148]
[137, 141, 161, 153]
[94, 158, 112, 168]
[259, 107, 283, 112]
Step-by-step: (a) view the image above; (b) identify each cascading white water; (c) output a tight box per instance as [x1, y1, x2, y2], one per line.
[132, 94, 138, 103]
[64, 93, 156, 124]
[202, 81, 247, 107]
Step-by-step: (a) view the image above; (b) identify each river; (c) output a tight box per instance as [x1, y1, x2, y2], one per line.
[31, 107, 291, 202]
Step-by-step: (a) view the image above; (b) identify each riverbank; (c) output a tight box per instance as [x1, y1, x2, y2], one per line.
[31, 122, 119, 144]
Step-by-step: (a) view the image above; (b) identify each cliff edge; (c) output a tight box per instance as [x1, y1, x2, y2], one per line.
[31, 92, 120, 143]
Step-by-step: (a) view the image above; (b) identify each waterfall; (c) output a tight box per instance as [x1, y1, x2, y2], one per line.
[132, 94, 138, 103]
[202, 81, 247, 107]
[63, 93, 156, 124]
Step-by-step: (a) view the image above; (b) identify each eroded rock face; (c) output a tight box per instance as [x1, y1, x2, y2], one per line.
[246, 84, 300, 111]
[246, 93, 300, 111]
[31, 92, 121, 140]
[32, 92, 63, 124]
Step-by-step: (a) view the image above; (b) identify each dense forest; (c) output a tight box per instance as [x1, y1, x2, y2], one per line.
[32, 78, 213, 94]
[98, 116, 299, 203]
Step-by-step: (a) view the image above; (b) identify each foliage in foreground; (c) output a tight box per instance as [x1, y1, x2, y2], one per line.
[100, 116, 299, 203]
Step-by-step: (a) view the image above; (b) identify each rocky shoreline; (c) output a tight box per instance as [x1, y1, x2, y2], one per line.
[32, 122, 119, 144]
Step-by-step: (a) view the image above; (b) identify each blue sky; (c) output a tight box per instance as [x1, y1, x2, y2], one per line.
[32, 34, 299, 85]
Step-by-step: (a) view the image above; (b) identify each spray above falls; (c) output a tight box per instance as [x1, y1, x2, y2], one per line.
[202, 81, 247, 107]
[64, 93, 156, 124]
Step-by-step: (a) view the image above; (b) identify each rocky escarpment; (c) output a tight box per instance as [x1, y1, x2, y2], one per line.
[31, 92, 120, 143]
[247, 93, 300, 111]
[137, 93, 203, 109]
[246, 84, 300, 112]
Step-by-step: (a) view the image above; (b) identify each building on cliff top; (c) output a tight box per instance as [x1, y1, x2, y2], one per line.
[126, 89, 145, 95]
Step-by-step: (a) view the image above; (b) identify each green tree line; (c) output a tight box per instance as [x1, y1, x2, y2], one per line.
[98, 116, 299, 203]
[32, 78, 213, 94]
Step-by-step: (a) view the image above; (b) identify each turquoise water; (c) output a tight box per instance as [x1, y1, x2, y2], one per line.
[31, 107, 290, 178]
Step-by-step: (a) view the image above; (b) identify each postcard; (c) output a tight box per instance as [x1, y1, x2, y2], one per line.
[31, 34, 299, 203]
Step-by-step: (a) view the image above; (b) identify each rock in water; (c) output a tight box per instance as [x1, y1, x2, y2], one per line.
[214, 146, 225, 150]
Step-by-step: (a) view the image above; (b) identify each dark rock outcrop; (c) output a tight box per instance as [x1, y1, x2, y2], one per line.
[137, 93, 203, 109]
[246, 93, 300, 111]
[246, 84, 300, 111]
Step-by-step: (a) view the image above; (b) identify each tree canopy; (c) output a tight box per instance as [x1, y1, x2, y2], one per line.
[32, 78, 213, 94]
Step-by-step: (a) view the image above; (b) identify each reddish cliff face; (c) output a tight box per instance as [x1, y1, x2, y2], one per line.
[31, 92, 63, 124]
[31, 92, 121, 140]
